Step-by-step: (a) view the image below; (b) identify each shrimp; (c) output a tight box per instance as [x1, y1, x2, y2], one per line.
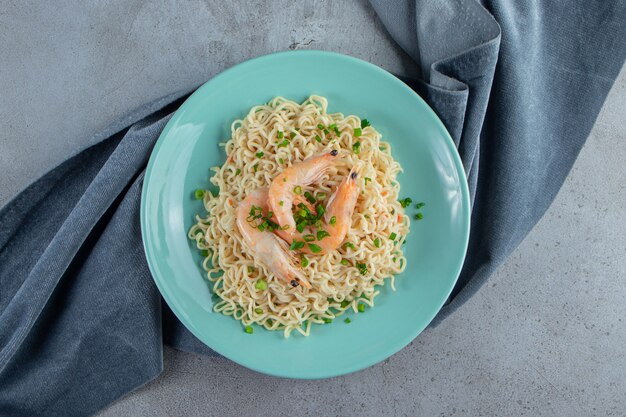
[236, 188, 311, 289]
[275, 166, 361, 255]
[268, 150, 341, 234]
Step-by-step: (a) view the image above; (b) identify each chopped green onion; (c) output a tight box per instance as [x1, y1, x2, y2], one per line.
[303, 234, 315, 242]
[290, 132, 296, 139]
[354, 128, 362, 137]
[316, 192, 327, 201]
[295, 127, 300, 131]
[194, 229, 203, 236]
[357, 304, 365, 313]
[290, 241, 305, 250]
[389, 232, 397, 240]
[293, 185, 302, 195]
[315, 204, 325, 218]
[340, 259, 350, 266]
[343, 242, 355, 250]
[322, 318, 333, 324]
[235, 168, 241, 175]
[296, 222, 306, 233]
[248, 266, 256, 273]
[356, 263, 368, 275]
[329, 216, 337, 225]
[277, 139, 290, 147]
[278, 131, 284, 139]
[279, 201, 284, 206]
[352, 141, 361, 154]
[364, 177, 371, 185]
[379, 146, 386, 151]
[244, 325, 253, 334]
[361, 119, 371, 128]
[317, 230, 330, 240]
[194, 189, 204, 200]
[374, 238, 380, 248]
[323, 129, 330, 135]
[416, 202, 426, 209]
[253, 164, 258, 172]
[279, 158, 284, 164]
[399, 197, 412, 208]
[304, 191, 316, 204]
[415, 212, 424, 220]
[200, 250, 209, 257]
[256, 151, 264, 158]
[314, 219, 323, 229]
[308, 243, 322, 253]
[257, 223, 265, 232]
[340, 300, 350, 308]
[255, 279, 267, 290]
[298, 208, 307, 218]
[300, 255, 309, 267]
[344, 317, 352, 324]
[315, 135, 322, 143]
[281, 224, 290, 230]
[254, 308, 263, 314]
[317, 124, 324, 130]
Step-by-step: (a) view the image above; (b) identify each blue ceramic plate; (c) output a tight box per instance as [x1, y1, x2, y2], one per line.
[141, 51, 470, 378]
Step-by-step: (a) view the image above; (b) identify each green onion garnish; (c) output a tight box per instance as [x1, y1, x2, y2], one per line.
[277, 139, 290, 147]
[322, 318, 333, 324]
[329, 216, 337, 225]
[317, 124, 324, 130]
[364, 177, 371, 185]
[343, 242, 355, 250]
[323, 129, 330, 135]
[354, 128, 362, 137]
[344, 318, 352, 324]
[304, 191, 316, 204]
[279, 158, 284, 164]
[255, 279, 267, 290]
[356, 263, 368, 275]
[317, 230, 330, 240]
[200, 250, 209, 257]
[293, 185, 302, 195]
[194, 189, 204, 200]
[290, 241, 305, 250]
[296, 222, 306, 233]
[399, 197, 412, 208]
[316, 192, 327, 201]
[244, 325, 253, 334]
[340, 300, 350, 308]
[254, 308, 263, 314]
[308, 243, 322, 253]
[374, 238, 380, 248]
[315, 135, 322, 143]
[352, 141, 361, 154]
[389, 232, 397, 240]
[253, 164, 258, 172]
[300, 255, 309, 267]
[361, 119, 371, 128]
[415, 213, 424, 220]
[279, 201, 284, 206]
[278, 131, 284, 139]
[357, 304, 365, 313]
[303, 234, 315, 242]
[281, 224, 290, 230]
[315, 204, 325, 218]
[235, 168, 241, 175]
[290, 132, 296, 139]
[340, 259, 350, 266]
[256, 151, 264, 158]
[415, 202, 426, 209]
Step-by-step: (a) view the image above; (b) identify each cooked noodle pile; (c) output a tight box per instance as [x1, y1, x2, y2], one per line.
[189, 96, 409, 337]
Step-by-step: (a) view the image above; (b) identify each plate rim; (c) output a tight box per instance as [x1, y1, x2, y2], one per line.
[141, 50, 471, 378]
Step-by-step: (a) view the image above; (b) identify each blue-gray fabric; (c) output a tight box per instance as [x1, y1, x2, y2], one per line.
[0, 1, 624, 415]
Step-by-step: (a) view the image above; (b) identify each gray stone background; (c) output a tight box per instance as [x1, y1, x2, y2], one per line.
[1, 1, 624, 416]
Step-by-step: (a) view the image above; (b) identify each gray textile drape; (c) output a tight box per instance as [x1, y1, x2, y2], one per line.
[1, 1, 624, 415]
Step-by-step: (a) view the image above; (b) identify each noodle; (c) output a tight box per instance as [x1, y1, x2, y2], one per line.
[188, 96, 409, 337]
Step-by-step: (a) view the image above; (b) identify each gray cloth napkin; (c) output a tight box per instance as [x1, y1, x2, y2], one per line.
[1, 1, 624, 416]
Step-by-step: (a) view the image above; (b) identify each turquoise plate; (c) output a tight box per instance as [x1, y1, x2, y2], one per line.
[141, 50, 470, 379]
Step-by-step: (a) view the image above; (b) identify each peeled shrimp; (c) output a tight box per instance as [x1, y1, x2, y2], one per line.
[275, 166, 361, 255]
[236, 188, 311, 289]
[268, 150, 341, 234]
